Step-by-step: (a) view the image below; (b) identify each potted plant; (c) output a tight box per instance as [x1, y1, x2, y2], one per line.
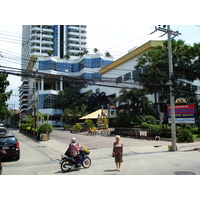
[64, 125, 71, 130]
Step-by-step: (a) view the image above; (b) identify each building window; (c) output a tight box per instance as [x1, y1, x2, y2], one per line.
[124, 72, 131, 81]
[132, 69, 141, 82]
[116, 76, 122, 84]
[44, 94, 57, 109]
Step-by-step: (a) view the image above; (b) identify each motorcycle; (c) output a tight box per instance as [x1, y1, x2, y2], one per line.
[59, 148, 91, 172]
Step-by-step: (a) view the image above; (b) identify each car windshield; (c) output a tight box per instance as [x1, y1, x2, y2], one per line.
[0, 129, 7, 133]
[0, 136, 15, 144]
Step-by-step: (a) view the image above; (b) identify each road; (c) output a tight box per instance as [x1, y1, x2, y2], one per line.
[2, 129, 200, 175]
[2, 130, 62, 175]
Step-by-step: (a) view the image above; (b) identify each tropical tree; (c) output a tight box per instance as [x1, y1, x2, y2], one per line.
[115, 88, 155, 116]
[135, 39, 198, 114]
[47, 50, 53, 56]
[105, 51, 112, 57]
[0, 72, 12, 122]
[62, 106, 84, 124]
[57, 85, 88, 110]
[78, 48, 89, 57]
[64, 54, 70, 60]
[93, 48, 99, 53]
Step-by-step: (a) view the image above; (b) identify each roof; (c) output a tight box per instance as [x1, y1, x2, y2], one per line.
[99, 40, 164, 75]
[80, 109, 115, 120]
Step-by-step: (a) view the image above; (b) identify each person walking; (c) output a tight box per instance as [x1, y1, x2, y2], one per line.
[0, 149, 7, 175]
[112, 135, 123, 172]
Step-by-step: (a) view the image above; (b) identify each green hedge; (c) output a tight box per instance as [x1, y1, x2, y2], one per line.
[38, 123, 53, 134]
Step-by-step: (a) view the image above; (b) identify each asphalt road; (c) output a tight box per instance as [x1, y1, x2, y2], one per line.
[2, 129, 200, 175]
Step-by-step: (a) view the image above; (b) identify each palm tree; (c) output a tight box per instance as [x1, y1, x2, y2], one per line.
[64, 54, 70, 60]
[62, 106, 81, 124]
[93, 48, 99, 53]
[105, 51, 112, 57]
[135, 39, 197, 117]
[47, 50, 53, 56]
[115, 88, 153, 116]
[78, 48, 89, 57]
[115, 88, 130, 113]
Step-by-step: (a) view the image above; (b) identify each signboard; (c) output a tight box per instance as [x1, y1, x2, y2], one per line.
[168, 118, 195, 124]
[109, 109, 116, 117]
[167, 104, 196, 124]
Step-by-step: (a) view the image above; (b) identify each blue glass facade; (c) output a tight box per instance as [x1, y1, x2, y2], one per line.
[53, 25, 58, 57]
[38, 57, 113, 74]
[38, 56, 113, 110]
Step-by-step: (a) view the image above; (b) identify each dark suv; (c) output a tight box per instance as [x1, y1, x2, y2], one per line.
[0, 129, 20, 160]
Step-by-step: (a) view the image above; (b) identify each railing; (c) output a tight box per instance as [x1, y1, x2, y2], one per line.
[114, 128, 152, 140]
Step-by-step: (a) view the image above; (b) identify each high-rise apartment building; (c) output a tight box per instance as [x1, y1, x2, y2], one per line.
[19, 25, 113, 126]
[21, 25, 87, 70]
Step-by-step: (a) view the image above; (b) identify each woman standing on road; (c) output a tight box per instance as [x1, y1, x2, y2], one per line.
[112, 135, 123, 172]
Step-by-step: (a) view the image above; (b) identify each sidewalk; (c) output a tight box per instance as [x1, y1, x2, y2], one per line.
[41, 133, 200, 155]
[10, 129, 200, 175]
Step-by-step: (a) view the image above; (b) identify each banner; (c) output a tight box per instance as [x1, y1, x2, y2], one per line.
[167, 104, 195, 118]
[167, 104, 196, 124]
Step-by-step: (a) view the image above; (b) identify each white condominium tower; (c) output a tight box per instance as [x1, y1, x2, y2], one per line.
[20, 25, 87, 116]
[21, 25, 87, 70]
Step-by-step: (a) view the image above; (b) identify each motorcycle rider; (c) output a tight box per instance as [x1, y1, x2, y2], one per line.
[70, 137, 81, 166]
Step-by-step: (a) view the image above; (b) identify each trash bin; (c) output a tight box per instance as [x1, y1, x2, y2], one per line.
[42, 133, 48, 141]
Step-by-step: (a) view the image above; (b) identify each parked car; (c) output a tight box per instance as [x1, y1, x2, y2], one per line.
[0, 131, 20, 160]
[0, 127, 9, 133]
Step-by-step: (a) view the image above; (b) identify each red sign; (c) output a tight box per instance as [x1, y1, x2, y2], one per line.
[167, 104, 195, 118]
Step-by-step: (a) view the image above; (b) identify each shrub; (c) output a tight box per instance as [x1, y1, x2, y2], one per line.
[148, 124, 162, 137]
[159, 128, 171, 138]
[38, 123, 53, 134]
[19, 123, 33, 133]
[142, 115, 157, 125]
[140, 122, 149, 129]
[84, 119, 95, 130]
[113, 113, 141, 127]
[190, 127, 198, 135]
[64, 125, 71, 130]
[74, 123, 82, 131]
[177, 129, 194, 143]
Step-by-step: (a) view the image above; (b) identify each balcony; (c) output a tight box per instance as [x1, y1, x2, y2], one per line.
[68, 49, 80, 54]
[41, 46, 53, 51]
[31, 26, 41, 31]
[42, 28, 53, 33]
[31, 45, 41, 51]
[41, 34, 53, 39]
[68, 37, 80, 43]
[41, 40, 53, 45]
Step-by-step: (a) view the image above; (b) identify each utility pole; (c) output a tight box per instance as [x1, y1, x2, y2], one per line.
[153, 25, 181, 151]
[33, 80, 37, 139]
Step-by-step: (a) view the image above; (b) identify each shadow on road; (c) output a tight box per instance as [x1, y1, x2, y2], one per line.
[103, 169, 117, 172]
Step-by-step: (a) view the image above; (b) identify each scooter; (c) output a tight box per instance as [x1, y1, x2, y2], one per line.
[59, 148, 91, 172]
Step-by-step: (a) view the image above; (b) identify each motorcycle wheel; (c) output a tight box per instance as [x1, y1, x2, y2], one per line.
[60, 160, 71, 172]
[82, 157, 91, 168]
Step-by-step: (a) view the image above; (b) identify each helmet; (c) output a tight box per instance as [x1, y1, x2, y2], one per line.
[71, 137, 76, 143]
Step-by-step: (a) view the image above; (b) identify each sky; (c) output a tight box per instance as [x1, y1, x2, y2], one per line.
[1, 24, 200, 109]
